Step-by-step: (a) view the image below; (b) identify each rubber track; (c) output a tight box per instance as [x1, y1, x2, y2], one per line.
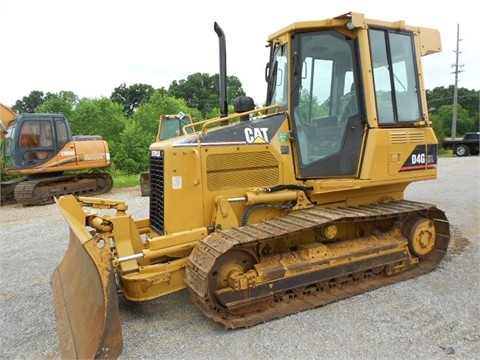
[185, 200, 450, 328]
[13, 173, 113, 205]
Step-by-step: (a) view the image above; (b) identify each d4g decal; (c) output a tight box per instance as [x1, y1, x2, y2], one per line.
[400, 144, 438, 172]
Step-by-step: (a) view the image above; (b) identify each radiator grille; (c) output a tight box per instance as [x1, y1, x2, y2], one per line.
[207, 152, 279, 191]
[149, 152, 164, 234]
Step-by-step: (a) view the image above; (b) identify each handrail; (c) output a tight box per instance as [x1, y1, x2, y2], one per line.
[182, 104, 283, 135]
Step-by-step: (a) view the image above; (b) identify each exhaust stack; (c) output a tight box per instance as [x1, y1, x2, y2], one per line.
[214, 22, 228, 119]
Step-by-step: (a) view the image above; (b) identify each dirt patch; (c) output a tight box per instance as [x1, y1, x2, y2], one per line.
[445, 225, 471, 258]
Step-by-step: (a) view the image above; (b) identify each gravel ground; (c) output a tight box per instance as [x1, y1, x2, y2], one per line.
[1, 156, 479, 360]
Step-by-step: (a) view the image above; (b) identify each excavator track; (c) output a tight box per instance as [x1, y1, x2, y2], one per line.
[1, 178, 27, 205]
[185, 200, 449, 328]
[13, 173, 113, 206]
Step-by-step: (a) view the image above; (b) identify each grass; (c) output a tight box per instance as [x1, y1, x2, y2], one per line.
[110, 169, 141, 188]
[438, 149, 454, 157]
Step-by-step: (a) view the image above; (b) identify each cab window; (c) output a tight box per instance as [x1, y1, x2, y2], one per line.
[369, 29, 421, 125]
[19, 120, 54, 160]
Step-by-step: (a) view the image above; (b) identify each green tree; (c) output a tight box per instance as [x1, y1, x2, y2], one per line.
[114, 120, 148, 174]
[133, 92, 202, 136]
[114, 92, 202, 173]
[426, 86, 479, 119]
[436, 104, 474, 138]
[168, 73, 245, 117]
[428, 113, 445, 141]
[110, 83, 156, 117]
[69, 98, 127, 160]
[36, 91, 79, 118]
[12, 90, 46, 113]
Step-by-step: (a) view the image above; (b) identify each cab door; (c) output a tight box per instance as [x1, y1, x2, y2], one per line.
[290, 30, 365, 178]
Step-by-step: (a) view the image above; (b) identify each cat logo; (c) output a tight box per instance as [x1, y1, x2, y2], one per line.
[244, 127, 269, 144]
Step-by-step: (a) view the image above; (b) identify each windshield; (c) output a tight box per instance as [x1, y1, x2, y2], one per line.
[160, 118, 181, 140]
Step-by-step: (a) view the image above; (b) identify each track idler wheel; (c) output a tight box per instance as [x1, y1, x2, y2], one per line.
[207, 248, 258, 311]
[404, 216, 436, 257]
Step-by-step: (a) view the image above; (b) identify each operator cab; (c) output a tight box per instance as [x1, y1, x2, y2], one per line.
[266, 15, 424, 178]
[157, 112, 194, 141]
[2, 114, 72, 170]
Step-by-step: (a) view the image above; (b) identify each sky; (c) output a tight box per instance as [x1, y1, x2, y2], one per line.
[0, 0, 479, 108]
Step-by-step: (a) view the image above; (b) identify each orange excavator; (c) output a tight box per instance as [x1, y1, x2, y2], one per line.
[1, 107, 112, 205]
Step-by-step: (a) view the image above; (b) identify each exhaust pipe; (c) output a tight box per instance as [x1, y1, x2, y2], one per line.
[214, 22, 228, 121]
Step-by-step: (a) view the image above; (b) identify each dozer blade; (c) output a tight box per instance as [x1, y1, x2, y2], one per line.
[51, 195, 123, 359]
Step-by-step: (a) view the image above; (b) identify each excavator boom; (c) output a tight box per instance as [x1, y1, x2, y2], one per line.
[0, 102, 15, 134]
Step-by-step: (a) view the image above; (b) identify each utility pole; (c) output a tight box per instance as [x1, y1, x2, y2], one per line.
[451, 24, 463, 139]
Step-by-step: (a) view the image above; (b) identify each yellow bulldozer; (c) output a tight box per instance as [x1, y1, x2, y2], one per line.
[0, 108, 112, 205]
[51, 12, 450, 359]
[140, 112, 193, 196]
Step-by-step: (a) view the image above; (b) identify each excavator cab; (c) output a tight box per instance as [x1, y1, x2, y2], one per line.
[3, 113, 71, 168]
